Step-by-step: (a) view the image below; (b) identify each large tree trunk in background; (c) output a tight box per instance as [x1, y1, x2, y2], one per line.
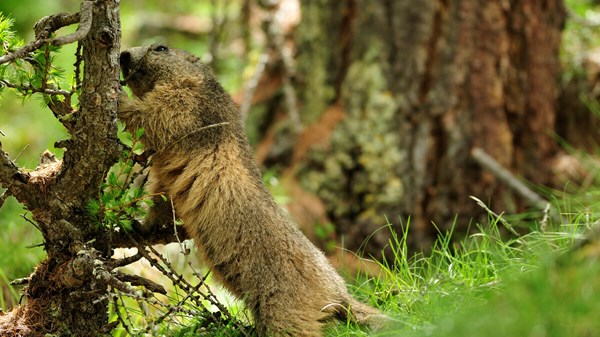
[277, 0, 566, 256]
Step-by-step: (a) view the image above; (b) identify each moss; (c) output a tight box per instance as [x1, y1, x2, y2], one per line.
[301, 59, 405, 226]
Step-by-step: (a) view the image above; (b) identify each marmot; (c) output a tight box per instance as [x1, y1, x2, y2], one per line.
[118, 44, 383, 336]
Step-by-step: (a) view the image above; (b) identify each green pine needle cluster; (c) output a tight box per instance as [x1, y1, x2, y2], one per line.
[0, 15, 23, 56]
[0, 14, 68, 101]
[86, 128, 157, 232]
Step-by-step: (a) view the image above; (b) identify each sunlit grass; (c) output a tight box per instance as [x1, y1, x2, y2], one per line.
[322, 208, 597, 337]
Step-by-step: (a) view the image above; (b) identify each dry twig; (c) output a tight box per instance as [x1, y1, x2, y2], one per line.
[0, 1, 92, 65]
[471, 147, 561, 225]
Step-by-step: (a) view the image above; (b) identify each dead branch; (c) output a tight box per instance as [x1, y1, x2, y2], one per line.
[132, 242, 252, 336]
[471, 147, 550, 210]
[263, 1, 302, 133]
[47, 1, 93, 46]
[0, 80, 71, 97]
[9, 277, 30, 286]
[240, 53, 270, 121]
[0, 149, 28, 186]
[0, 148, 31, 206]
[131, 238, 230, 317]
[33, 11, 81, 39]
[109, 251, 144, 269]
[0, 190, 7, 209]
[471, 147, 563, 226]
[0, 1, 92, 65]
[115, 271, 167, 295]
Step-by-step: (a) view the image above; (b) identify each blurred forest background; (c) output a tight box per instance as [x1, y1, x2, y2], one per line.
[2, 0, 600, 315]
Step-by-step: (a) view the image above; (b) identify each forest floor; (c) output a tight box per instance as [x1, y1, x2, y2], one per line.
[2, 192, 600, 337]
[3, 197, 600, 337]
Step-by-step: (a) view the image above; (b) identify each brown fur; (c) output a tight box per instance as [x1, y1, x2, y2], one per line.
[118, 44, 384, 336]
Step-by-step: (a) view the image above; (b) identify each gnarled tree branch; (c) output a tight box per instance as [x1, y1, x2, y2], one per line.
[0, 1, 92, 65]
[0, 147, 31, 205]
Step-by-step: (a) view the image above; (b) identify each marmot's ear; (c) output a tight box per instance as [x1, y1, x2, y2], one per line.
[174, 49, 201, 65]
[185, 54, 201, 65]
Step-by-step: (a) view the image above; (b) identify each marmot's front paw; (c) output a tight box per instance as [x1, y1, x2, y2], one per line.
[117, 89, 129, 105]
[117, 89, 134, 119]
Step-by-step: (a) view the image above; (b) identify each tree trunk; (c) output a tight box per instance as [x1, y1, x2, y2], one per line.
[284, 0, 566, 256]
[0, 1, 122, 335]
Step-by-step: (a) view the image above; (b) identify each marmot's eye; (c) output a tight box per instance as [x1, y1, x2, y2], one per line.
[154, 45, 168, 52]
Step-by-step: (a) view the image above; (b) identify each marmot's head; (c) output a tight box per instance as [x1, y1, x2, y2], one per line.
[120, 44, 213, 98]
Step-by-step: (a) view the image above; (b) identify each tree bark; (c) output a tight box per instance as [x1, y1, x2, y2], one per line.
[0, 1, 123, 335]
[283, 0, 566, 256]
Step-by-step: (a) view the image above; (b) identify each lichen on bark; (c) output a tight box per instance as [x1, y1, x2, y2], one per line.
[300, 57, 405, 258]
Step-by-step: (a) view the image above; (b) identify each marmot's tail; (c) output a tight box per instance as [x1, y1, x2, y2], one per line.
[345, 299, 391, 331]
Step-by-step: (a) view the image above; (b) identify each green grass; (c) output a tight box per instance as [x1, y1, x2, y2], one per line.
[321, 214, 598, 337]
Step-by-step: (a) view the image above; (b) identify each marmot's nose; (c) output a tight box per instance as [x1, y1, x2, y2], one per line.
[119, 51, 131, 65]
[119, 51, 132, 76]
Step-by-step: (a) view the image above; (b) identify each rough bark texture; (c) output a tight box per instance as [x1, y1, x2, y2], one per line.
[0, 1, 122, 335]
[285, 0, 566, 255]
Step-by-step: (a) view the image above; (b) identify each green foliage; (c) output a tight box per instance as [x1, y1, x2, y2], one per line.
[0, 266, 20, 311]
[314, 222, 337, 253]
[562, 0, 600, 81]
[86, 127, 153, 232]
[0, 15, 68, 100]
[318, 210, 595, 337]
[0, 201, 45, 311]
[0, 15, 22, 52]
[173, 316, 251, 337]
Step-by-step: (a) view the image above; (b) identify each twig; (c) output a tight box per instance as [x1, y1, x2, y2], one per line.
[13, 144, 29, 162]
[41, 43, 52, 91]
[470, 196, 520, 237]
[0, 80, 71, 97]
[0, 190, 7, 209]
[0, 148, 29, 200]
[0, 1, 92, 65]
[73, 42, 83, 91]
[263, 2, 302, 133]
[112, 295, 134, 336]
[240, 52, 270, 121]
[20, 213, 42, 232]
[116, 271, 167, 295]
[171, 197, 187, 256]
[147, 276, 207, 329]
[471, 147, 550, 210]
[109, 251, 144, 269]
[48, 1, 93, 46]
[95, 265, 148, 298]
[110, 218, 189, 248]
[133, 239, 245, 333]
[0, 39, 46, 65]
[471, 147, 562, 225]
[10, 277, 30, 286]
